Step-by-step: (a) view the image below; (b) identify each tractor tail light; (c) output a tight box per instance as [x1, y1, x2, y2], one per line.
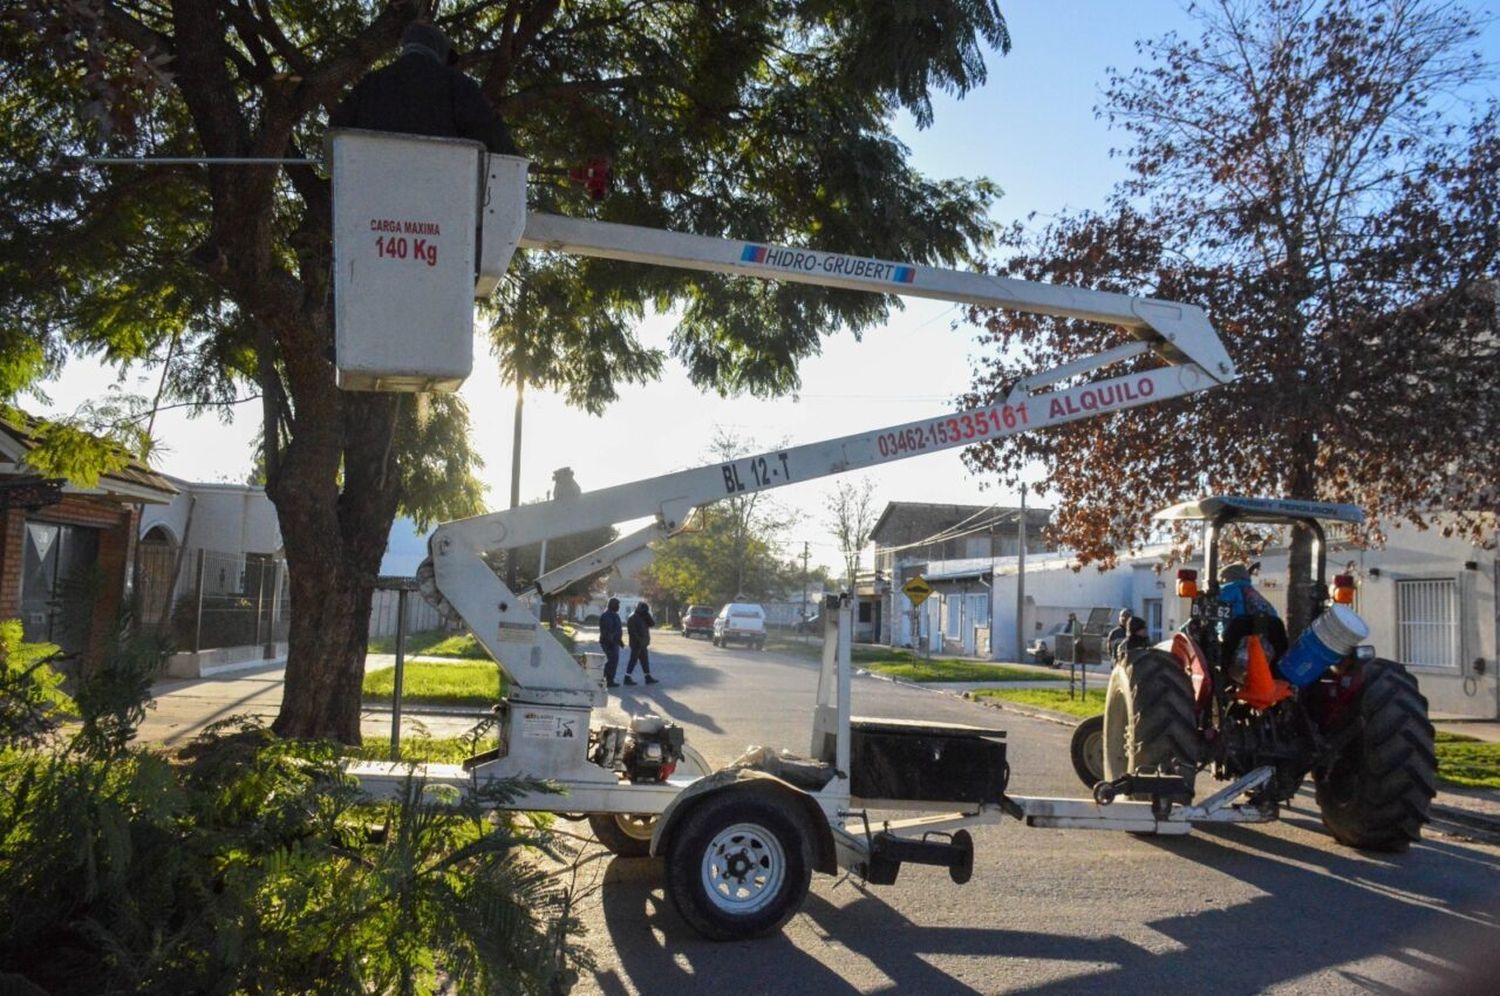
[1177, 568, 1199, 599]
[1333, 574, 1356, 605]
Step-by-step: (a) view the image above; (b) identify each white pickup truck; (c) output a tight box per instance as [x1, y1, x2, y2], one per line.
[711, 602, 767, 650]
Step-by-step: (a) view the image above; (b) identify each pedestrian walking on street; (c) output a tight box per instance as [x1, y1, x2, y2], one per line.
[599, 597, 624, 688]
[625, 601, 659, 685]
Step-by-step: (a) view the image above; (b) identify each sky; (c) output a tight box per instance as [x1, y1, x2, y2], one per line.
[36, 2, 1500, 573]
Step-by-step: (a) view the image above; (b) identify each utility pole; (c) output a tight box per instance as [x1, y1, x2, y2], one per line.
[1015, 490, 1027, 664]
[506, 376, 524, 591]
[801, 541, 811, 641]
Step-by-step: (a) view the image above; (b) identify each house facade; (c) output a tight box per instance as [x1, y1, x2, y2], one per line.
[870, 501, 1052, 651]
[1, 415, 175, 669]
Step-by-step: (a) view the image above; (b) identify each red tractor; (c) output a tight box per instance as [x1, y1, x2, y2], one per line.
[1070, 496, 1436, 851]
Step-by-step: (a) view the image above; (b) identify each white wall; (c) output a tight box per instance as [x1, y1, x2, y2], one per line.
[1246, 523, 1498, 719]
[141, 478, 282, 557]
[1006, 519, 1498, 718]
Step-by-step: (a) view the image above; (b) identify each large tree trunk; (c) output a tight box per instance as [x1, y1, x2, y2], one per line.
[263, 296, 403, 743]
[1284, 431, 1319, 640]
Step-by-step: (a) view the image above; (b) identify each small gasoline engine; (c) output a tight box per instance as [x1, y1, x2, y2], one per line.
[589, 714, 685, 783]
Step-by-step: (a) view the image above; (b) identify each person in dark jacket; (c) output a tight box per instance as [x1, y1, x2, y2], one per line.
[624, 601, 658, 685]
[598, 597, 624, 689]
[329, 21, 519, 155]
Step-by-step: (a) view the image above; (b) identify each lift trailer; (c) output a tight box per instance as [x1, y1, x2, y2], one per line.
[333, 130, 1270, 940]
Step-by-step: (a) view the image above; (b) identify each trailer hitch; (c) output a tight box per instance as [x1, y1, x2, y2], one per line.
[1092, 764, 1194, 819]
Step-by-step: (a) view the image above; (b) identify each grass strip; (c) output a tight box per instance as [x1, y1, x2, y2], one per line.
[349, 733, 499, 765]
[369, 624, 576, 658]
[972, 687, 1106, 718]
[1434, 731, 1500, 791]
[368, 628, 488, 658]
[865, 658, 1064, 683]
[363, 660, 504, 707]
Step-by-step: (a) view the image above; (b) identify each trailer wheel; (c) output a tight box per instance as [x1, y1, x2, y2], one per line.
[588, 813, 658, 858]
[664, 791, 812, 941]
[1069, 714, 1105, 789]
[1315, 659, 1436, 853]
[1103, 649, 1198, 800]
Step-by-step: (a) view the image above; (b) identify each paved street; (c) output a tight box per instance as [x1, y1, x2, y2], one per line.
[139, 631, 1500, 994]
[571, 631, 1500, 995]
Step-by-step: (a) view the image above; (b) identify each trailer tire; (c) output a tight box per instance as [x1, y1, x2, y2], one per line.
[1315, 659, 1436, 853]
[588, 813, 658, 858]
[1069, 714, 1105, 789]
[664, 790, 812, 941]
[1103, 649, 1198, 801]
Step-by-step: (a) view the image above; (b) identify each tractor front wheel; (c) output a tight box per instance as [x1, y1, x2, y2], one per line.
[1315, 659, 1435, 852]
[1070, 714, 1105, 789]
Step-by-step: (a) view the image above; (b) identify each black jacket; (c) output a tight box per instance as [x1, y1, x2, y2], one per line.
[627, 607, 654, 648]
[330, 52, 519, 155]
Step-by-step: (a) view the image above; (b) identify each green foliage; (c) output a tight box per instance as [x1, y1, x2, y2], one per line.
[364, 661, 506, 707]
[964, 0, 1498, 566]
[1433, 731, 1500, 791]
[642, 504, 794, 608]
[2, 0, 1010, 739]
[971, 687, 1108, 719]
[0, 720, 588, 993]
[0, 623, 74, 748]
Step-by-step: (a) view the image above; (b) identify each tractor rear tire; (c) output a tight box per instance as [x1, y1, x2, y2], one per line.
[1070, 714, 1105, 789]
[1315, 659, 1436, 853]
[1103, 649, 1198, 801]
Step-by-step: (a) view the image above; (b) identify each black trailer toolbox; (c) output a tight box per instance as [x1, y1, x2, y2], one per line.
[849, 717, 1009, 804]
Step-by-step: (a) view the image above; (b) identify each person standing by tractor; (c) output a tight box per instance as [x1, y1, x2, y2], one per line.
[1106, 608, 1134, 660]
[599, 597, 624, 689]
[625, 601, 659, 685]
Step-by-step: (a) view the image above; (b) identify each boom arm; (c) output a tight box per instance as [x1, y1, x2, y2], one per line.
[415, 149, 1238, 708]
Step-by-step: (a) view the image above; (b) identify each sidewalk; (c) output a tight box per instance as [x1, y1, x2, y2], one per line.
[139, 659, 491, 749]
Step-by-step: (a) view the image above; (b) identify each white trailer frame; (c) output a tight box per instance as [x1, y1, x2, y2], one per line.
[333, 133, 1267, 939]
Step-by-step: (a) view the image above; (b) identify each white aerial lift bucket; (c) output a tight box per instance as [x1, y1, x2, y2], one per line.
[328, 130, 526, 392]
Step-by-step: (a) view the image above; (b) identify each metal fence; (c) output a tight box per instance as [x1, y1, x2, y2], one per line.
[136, 545, 289, 653]
[370, 585, 445, 638]
[135, 543, 446, 651]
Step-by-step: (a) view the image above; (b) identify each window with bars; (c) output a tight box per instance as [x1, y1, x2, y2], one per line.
[1396, 578, 1460, 668]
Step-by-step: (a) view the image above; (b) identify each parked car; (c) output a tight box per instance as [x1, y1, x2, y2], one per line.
[712, 602, 767, 649]
[1026, 621, 1073, 667]
[681, 604, 717, 639]
[793, 612, 823, 635]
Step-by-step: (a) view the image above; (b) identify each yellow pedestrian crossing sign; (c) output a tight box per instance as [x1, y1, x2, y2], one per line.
[902, 576, 933, 607]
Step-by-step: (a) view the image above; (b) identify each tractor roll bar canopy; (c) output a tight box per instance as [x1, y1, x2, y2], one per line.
[1154, 496, 1365, 526]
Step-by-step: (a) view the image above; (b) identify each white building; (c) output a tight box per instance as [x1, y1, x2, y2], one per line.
[876, 501, 1498, 720]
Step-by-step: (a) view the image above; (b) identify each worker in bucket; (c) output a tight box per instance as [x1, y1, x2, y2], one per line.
[330, 20, 519, 155]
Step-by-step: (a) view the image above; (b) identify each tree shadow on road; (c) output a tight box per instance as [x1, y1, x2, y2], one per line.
[612, 685, 724, 736]
[590, 857, 863, 996]
[1116, 817, 1500, 994]
[586, 812, 1500, 996]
